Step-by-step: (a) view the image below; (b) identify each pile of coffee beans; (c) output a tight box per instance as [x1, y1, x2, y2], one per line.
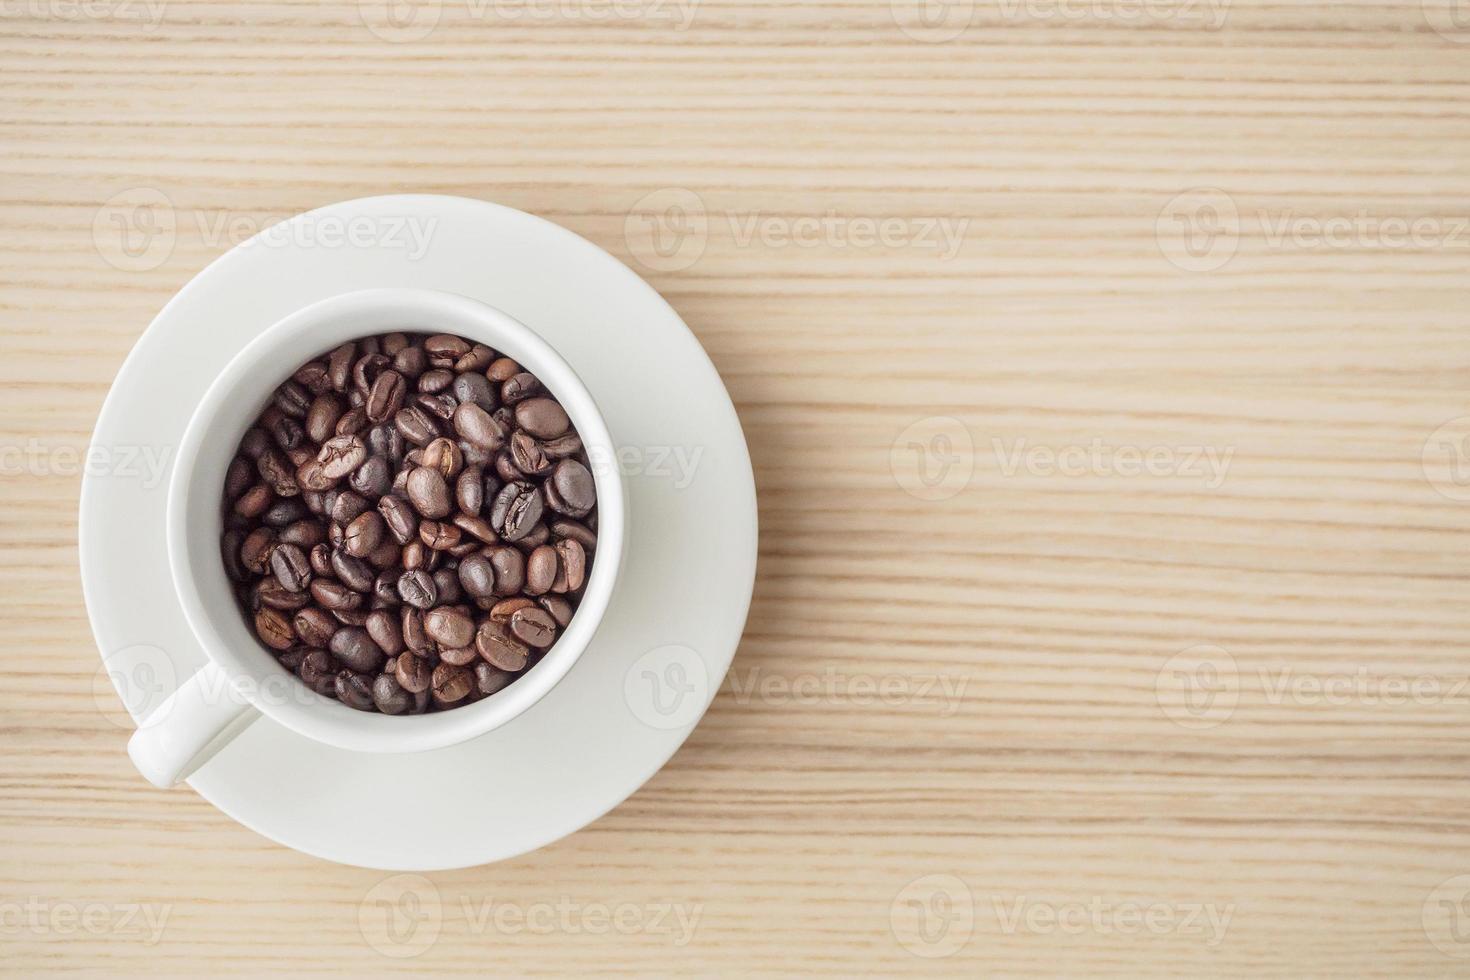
[220, 331, 599, 714]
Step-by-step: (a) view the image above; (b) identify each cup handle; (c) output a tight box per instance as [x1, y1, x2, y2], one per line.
[127, 660, 261, 788]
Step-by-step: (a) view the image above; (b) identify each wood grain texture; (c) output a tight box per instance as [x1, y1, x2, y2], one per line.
[3, 0, 1470, 974]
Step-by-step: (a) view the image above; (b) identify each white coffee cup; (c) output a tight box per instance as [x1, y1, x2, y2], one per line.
[127, 288, 626, 788]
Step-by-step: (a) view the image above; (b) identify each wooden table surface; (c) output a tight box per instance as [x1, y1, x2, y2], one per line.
[4, 0, 1470, 974]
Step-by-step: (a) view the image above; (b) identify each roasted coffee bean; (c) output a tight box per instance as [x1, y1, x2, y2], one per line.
[474, 661, 513, 695]
[222, 530, 248, 582]
[539, 594, 574, 628]
[555, 539, 587, 592]
[263, 497, 308, 527]
[335, 671, 377, 711]
[542, 432, 583, 458]
[402, 540, 431, 571]
[241, 527, 277, 573]
[299, 649, 337, 696]
[451, 513, 497, 544]
[452, 402, 506, 451]
[311, 579, 363, 611]
[372, 673, 412, 714]
[225, 457, 255, 499]
[475, 620, 529, 671]
[367, 538, 401, 569]
[487, 356, 520, 382]
[431, 662, 473, 702]
[455, 465, 484, 515]
[452, 372, 497, 411]
[394, 344, 428, 378]
[432, 568, 462, 605]
[255, 579, 312, 611]
[525, 545, 558, 596]
[377, 493, 418, 544]
[317, 434, 367, 480]
[394, 405, 439, 446]
[335, 405, 369, 436]
[510, 431, 552, 476]
[487, 545, 525, 595]
[366, 423, 405, 462]
[305, 393, 343, 443]
[493, 452, 523, 484]
[294, 360, 331, 394]
[417, 392, 458, 422]
[373, 569, 401, 606]
[395, 651, 433, 693]
[330, 549, 375, 592]
[293, 607, 337, 648]
[501, 372, 539, 404]
[273, 380, 311, 418]
[326, 342, 355, 391]
[278, 520, 325, 551]
[296, 458, 335, 493]
[398, 569, 438, 609]
[350, 455, 392, 498]
[422, 437, 462, 479]
[255, 607, 295, 650]
[269, 415, 304, 451]
[270, 543, 312, 592]
[456, 344, 494, 374]
[367, 608, 408, 655]
[550, 459, 596, 513]
[424, 607, 475, 648]
[330, 490, 370, 525]
[514, 398, 570, 439]
[366, 370, 407, 423]
[425, 334, 470, 362]
[406, 466, 452, 518]
[439, 644, 478, 667]
[330, 627, 385, 674]
[458, 554, 497, 597]
[491, 481, 544, 541]
[489, 597, 535, 624]
[418, 368, 453, 393]
[352, 353, 390, 395]
[510, 606, 558, 648]
[419, 520, 462, 551]
[551, 518, 597, 551]
[257, 449, 299, 497]
[310, 543, 334, 577]
[401, 607, 433, 654]
[343, 510, 385, 557]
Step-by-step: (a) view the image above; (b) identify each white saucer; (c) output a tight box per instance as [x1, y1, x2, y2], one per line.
[79, 195, 757, 870]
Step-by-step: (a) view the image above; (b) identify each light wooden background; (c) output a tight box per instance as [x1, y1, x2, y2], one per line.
[4, 0, 1470, 974]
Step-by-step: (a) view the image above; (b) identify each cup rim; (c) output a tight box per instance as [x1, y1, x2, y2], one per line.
[165, 287, 625, 753]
